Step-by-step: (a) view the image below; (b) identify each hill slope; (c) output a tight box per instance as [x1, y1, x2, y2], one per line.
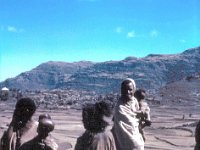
[0, 46, 199, 93]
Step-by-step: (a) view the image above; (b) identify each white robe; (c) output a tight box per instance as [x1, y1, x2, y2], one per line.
[112, 97, 144, 150]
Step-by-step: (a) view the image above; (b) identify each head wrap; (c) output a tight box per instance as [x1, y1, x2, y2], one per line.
[124, 78, 136, 90]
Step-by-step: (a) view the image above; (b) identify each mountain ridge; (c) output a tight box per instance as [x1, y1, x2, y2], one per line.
[1, 46, 200, 94]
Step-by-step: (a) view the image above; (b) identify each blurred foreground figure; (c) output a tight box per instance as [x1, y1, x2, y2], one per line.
[75, 101, 116, 150]
[19, 114, 58, 150]
[0, 98, 38, 150]
[195, 121, 200, 150]
[134, 89, 151, 141]
[112, 78, 145, 150]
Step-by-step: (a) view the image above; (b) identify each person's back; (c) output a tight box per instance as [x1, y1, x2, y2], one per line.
[195, 121, 200, 150]
[0, 98, 38, 150]
[76, 129, 115, 150]
[75, 101, 116, 150]
[91, 131, 115, 150]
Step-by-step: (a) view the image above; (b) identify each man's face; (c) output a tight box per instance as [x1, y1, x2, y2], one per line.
[121, 82, 135, 101]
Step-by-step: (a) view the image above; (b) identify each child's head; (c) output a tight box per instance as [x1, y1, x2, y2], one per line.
[134, 89, 146, 102]
[82, 101, 112, 133]
[39, 113, 51, 120]
[37, 114, 55, 139]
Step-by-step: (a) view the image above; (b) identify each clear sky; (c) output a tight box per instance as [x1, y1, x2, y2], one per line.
[0, 0, 200, 82]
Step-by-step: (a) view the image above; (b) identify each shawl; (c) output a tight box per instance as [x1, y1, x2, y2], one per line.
[75, 130, 116, 150]
[0, 120, 38, 150]
[112, 97, 144, 150]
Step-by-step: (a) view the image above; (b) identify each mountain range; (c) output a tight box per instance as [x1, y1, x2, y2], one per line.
[1, 46, 200, 94]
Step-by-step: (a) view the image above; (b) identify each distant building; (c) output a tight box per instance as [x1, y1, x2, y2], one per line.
[0, 87, 9, 101]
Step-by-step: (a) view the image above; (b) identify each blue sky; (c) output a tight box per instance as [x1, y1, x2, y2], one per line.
[0, 0, 200, 81]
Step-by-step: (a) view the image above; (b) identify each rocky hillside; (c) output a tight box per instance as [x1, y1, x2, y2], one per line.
[0, 46, 200, 94]
[56, 46, 200, 93]
[1, 61, 93, 90]
[158, 74, 200, 105]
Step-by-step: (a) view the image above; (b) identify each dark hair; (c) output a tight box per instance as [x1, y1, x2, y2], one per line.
[15, 97, 36, 115]
[82, 101, 112, 133]
[134, 89, 146, 101]
[77, 101, 112, 149]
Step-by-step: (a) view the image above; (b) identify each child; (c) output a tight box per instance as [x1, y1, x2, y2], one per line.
[75, 101, 116, 150]
[19, 114, 58, 150]
[134, 89, 151, 141]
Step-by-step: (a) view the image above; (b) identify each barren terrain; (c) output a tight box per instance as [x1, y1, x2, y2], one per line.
[0, 100, 199, 150]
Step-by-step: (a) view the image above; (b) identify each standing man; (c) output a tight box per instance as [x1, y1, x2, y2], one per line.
[112, 78, 144, 150]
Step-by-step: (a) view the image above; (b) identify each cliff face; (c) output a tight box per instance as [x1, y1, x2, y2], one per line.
[1, 46, 200, 94]
[56, 46, 200, 93]
[1, 61, 94, 90]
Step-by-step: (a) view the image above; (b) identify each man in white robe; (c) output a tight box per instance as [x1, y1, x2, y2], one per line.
[112, 78, 144, 150]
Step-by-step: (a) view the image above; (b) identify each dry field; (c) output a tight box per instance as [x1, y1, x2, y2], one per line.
[0, 101, 199, 150]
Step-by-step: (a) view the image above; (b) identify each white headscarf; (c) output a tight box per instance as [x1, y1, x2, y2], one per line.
[124, 78, 136, 90]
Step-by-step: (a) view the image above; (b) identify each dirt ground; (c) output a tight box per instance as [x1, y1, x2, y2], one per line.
[0, 101, 199, 150]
